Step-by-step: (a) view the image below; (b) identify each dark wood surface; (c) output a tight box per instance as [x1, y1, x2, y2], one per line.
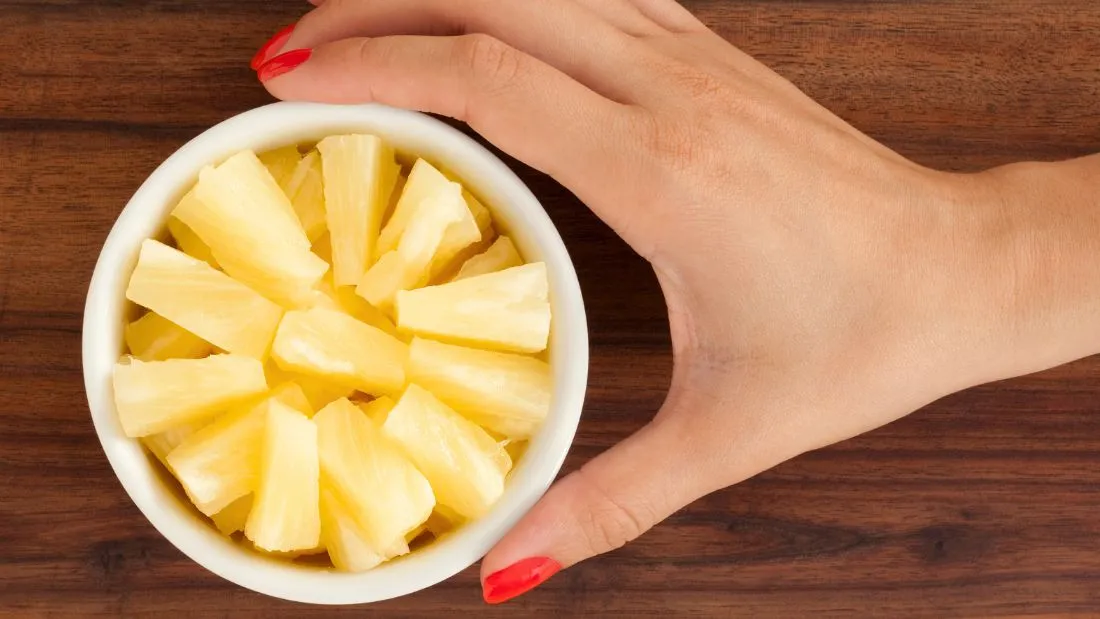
[2, 1, 1099, 616]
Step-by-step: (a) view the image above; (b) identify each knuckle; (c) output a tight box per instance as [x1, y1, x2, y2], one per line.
[574, 468, 652, 554]
[640, 113, 703, 173]
[455, 33, 521, 92]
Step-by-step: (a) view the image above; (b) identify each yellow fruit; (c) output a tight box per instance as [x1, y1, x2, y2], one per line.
[272, 307, 408, 396]
[141, 418, 209, 468]
[354, 251, 421, 312]
[283, 150, 327, 242]
[320, 487, 398, 572]
[258, 145, 303, 189]
[503, 440, 528, 464]
[309, 275, 400, 337]
[395, 262, 551, 354]
[167, 214, 218, 268]
[265, 363, 353, 412]
[211, 494, 253, 535]
[112, 354, 267, 437]
[407, 337, 551, 439]
[318, 134, 400, 286]
[428, 190, 495, 281]
[126, 240, 283, 358]
[168, 404, 262, 516]
[178, 150, 328, 308]
[375, 159, 451, 259]
[452, 236, 523, 282]
[381, 385, 511, 519]
[125, 312, 211, 361]
[166, 381, 310, 516]
[245, 402, 321, 552]
[355, 396, 396, 426]
[359, 180, 476, 309]
[315, 399, 434, 553]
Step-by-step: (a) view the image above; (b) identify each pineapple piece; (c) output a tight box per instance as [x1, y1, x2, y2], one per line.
[311, 273, 400, 336]
[376, 159, 449, 258]
[312, 231, 333, 264]
[407, 337, 551, 439]
[318, 134, 400, 286]
[265, 363, 353, 412]
[141, 418, 210, 468]
[166, 381, 311, 516]
[245, 402, 321, 552]
[504, 440, 529, 463]
[125, 312, 211, 361]
[258, 144, 303, 189]
[354, 251, 421, 312]
[126, 240, 283, 358]
[112, 354, 267, 437]
[178, 150, 328, 308]
[380, 173, 408, 228]
[211, 494, 253, 535]
[424, 505, 464, 538]
[167, 214, 218, 268]
[358, 181, 474, 309]
[272, 307, 408, 396]
[283, 150, 327, 242]
[321, 486, 397, 572]
[382, 385, 511, 519]
[428, 190, 495, 281]
[395, 263, 551, 354]
[452, 236, 523, 282]
[355, 396, 396, 426]
[315, 399, 434, 552]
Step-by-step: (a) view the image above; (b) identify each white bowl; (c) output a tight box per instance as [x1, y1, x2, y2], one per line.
[82, 102, 588, 604]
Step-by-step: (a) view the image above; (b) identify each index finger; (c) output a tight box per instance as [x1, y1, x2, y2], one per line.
[261, 35, 639, 213]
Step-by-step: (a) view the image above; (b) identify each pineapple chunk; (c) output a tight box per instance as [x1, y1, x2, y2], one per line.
[407, 337, 551, 439]
[166, 382, 310, 515]
[310, 273, 400, 336]
[375, 159, 449, 259]
[178, 151, 328, 308]
[283, 150, 327, 242]
[125, 312, 211, 361]
[168, 404, 263, 516]
[258, 144, 303, 189]
[428, 190, 495, 281]
[382, 385, 511, 519]
[141, 418, 209, 468]
[504, 440, 529, 463]
[318, 134, 400, 286]
[354, 251, 421, 312]
[395, 263, 551, 354]
[245, 402, 321, 552]
[356, 396, 396, 426]
[358, 181, 474, 309]
[126, 240, 283, 358]
[167, 214, 218, 268]
[265, 363, 353, 412]
[452, 236, 523, 282]
[112, 354, 267, 437]
[321, 487, 400, 572]
[211, 494, 253, 535]
[315, 399, 434, 552]
[272, 307, 408, 396]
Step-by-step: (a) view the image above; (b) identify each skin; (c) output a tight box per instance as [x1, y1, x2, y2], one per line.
[258, 0, 1100, 596]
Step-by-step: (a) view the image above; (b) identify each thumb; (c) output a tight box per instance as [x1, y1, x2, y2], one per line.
[480, 407, 712, 604]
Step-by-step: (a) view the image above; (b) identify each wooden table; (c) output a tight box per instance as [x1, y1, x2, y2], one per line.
[3, 1, 1099, 616]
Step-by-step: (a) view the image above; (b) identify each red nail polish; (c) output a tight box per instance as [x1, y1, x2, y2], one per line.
[257, 49, 313, 82]
[250, 23, 296, 70]
[482, 557, 561, 604]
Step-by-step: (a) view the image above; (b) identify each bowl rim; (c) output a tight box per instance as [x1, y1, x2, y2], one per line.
[82, 102, 588, 604]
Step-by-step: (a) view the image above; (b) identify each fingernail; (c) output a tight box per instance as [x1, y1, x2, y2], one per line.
[482, 557, 561, 604]
[250, 23, 296, 70]
[257, 49, 313, 82]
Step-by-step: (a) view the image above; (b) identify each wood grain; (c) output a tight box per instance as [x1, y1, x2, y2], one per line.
[2, 1, 1099, 616]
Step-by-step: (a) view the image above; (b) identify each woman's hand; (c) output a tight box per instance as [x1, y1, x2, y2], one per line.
[253, 0, 1100, 603]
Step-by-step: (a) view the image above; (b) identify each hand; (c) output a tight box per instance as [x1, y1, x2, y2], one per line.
[253, 0, 1100, 603]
